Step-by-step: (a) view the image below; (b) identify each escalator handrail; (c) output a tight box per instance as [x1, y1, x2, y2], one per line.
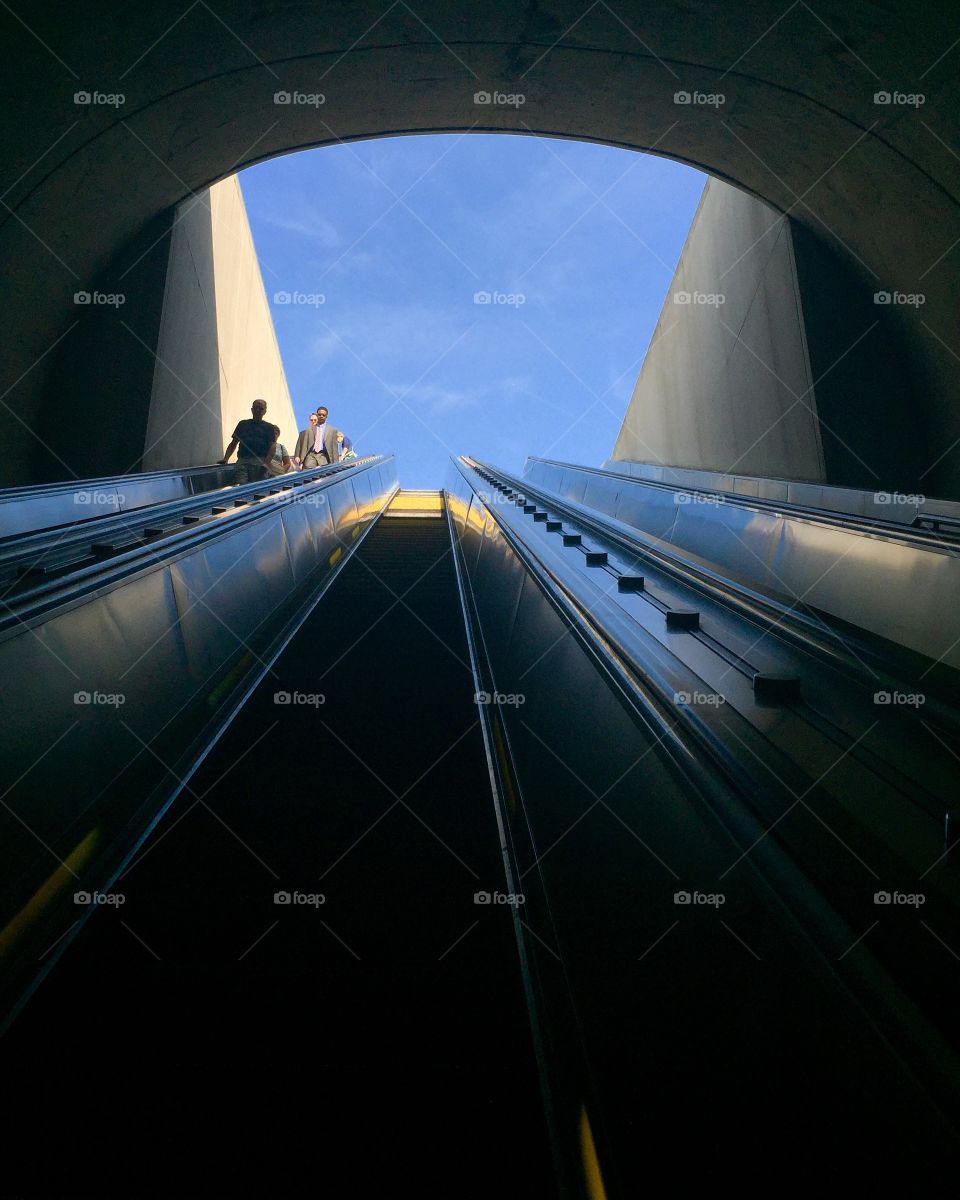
[0, 456, 378, 572]
[0, 455, 393, 634]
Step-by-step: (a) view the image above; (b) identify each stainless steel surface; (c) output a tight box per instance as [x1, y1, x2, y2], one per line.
[0, 458, 370, 587]
[0, 455, 398, 1019]
[596, 456, 960, 525]
[0, 464, 236, 539]
[446, 454, 960, 1182]
[522, 457, 960, 669]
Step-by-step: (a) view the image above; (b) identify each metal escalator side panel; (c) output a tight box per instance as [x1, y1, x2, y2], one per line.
[517, 457, 960, 670]
[0, 464, 237, 539]
[168, 517, 297, 681]
[0, 460, 399, 1029]
[278, 485, 335, 585]
[449, 457, 960, 1183]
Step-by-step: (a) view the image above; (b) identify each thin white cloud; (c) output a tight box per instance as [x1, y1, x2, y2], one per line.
[264, 209, 341, 248]
[396, 383, 478, 414]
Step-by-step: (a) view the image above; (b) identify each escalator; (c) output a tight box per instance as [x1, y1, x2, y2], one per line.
[5, 465, 960, 1196]
[2, 504, 554, 1197]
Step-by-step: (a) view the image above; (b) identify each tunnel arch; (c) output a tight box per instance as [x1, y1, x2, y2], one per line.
[2, 2, 958, 490]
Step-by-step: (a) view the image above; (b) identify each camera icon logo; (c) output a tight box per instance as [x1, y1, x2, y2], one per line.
[74, 291, 91, 305]
[74, 91, 91, 105]
[674, 90, 691, 104]
[674, 890, 691, 904]
[474, 891, 492, 904]
[474, 91, 491, 105]
[673, 290, 691, 304]
[873, 691, 891, 704]
[874, 291, 891, 305]
[274, 291, 291, 304]
[874, 890, 891, 905]
[274, 691, 291, 705]
[73, 891, 92, 904]
[74, 690, 91, 704]
[274, 891, 292, 904]
[874, 91, 891, 105]
[274, 91, 291, 105]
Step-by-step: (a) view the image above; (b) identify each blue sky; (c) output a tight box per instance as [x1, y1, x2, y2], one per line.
[240, 134, 705, 488]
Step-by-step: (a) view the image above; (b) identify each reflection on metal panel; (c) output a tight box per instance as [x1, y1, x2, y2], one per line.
[521, 457, 960, 668]
[169, 519, 295, 681]
[0, 464, 235, 538]
[0, 456, 398, 1019]
[595, 457, 960, 525]
[448, 452, 960, 1186]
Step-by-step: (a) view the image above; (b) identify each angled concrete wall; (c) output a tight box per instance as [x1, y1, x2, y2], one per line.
[143, 177, 296, 470]
[613, 177, 924, 490]
[613, 179, 826, 482]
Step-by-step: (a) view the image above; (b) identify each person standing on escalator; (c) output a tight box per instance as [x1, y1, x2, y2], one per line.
[219, 399, 278, 485]
[294, 406, 339, 469]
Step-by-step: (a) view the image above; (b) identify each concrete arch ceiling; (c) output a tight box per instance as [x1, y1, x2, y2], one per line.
[2, 1, 959, 490]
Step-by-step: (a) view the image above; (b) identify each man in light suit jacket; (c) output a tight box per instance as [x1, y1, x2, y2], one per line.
[294, 406, 340, 468]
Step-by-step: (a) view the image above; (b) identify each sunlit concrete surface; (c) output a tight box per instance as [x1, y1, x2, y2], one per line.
[142, 177, 297, 470]
[613, 179, 825, 482]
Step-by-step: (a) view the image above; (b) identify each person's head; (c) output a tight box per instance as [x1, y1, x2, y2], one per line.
[316, 406, 329, 424]
[251, 399, 267, 420]
[308, 413, 318, 427]
[336, 431, 344, 445]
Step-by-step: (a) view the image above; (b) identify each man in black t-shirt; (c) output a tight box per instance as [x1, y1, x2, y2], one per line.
[220, 399, 278, 485]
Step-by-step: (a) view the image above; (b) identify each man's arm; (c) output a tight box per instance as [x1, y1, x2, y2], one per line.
[220, 438, 239, 464]
[262, 433, 278, 469]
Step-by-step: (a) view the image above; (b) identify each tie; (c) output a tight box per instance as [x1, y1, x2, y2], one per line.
[314, 424, 323, 454]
